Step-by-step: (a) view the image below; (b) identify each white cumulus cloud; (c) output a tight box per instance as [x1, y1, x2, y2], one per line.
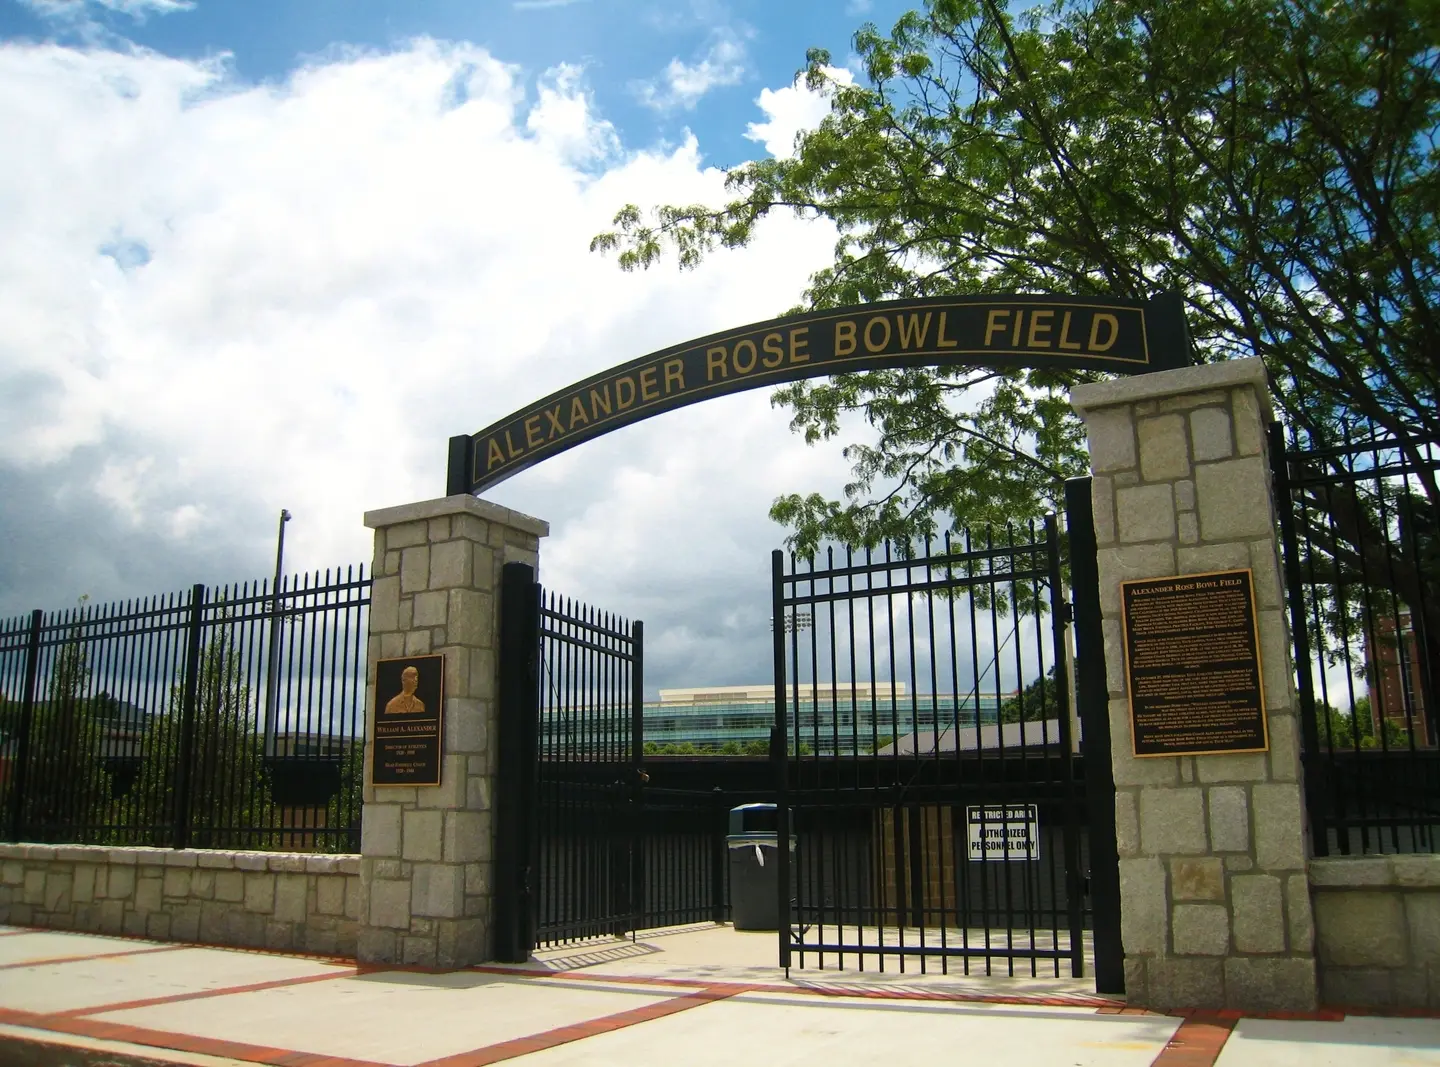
[0, 37, 859, 691]
[22, 0, 194, 22]
[746, 65, 855, 159]
[634, 30, 749, 112]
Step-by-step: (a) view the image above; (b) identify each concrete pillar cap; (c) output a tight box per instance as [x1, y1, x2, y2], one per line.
[363, 494, 548, 537]
[1071, 357, 1273, 423]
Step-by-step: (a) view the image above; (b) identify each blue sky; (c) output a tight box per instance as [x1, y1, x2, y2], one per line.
[0, 0, 935, 693]
[1, 0, 912, 165]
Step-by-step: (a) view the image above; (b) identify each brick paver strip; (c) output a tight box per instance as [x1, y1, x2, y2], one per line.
[48, 966, 359, 1018]
[1150, 1014, 1236, 1067]
[0, 981, 744, 1067]
[0, 1004, 389, 1067]
[416, 985, 748, 1067]
[0, 944, 189, 970]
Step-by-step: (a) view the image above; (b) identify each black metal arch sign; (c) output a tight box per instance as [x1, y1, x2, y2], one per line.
[447, 292, 1190, 495]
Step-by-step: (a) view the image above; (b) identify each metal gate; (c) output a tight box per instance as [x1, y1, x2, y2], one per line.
[492, 562, 729, 961]
[771, 498, 1120, 983]
[493, 562, 643, 958]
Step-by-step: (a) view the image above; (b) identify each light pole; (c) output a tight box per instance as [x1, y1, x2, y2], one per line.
[263, 509, 291, 758]
[769, 612, 813, 634]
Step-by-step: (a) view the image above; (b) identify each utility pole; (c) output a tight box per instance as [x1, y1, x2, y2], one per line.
[263, 509, 291, 759]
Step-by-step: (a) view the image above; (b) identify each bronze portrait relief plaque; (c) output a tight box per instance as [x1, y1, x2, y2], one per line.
[1120, 569, 1268, 757]
[372, 653, 444, 786]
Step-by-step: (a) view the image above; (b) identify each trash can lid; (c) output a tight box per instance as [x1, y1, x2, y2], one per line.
[728, 803, 778, 835]
[726, 832, 795, 847]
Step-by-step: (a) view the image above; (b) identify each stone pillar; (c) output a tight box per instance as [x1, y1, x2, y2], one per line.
[1071, 358, 1317, 1012]
[356, 495, 546, 968]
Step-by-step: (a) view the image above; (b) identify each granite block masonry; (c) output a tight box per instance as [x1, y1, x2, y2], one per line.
[1072, 358, 1317, 1012]
[0, 844, 360, 955]
[358, 494, 547, 968]
[1309, 854, 1440, 1010]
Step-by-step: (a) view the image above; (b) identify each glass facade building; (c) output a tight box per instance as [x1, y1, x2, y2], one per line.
[642, 683, 1006, 755]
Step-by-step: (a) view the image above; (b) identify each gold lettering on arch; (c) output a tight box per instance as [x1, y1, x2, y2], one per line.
[458, 296, 1183, 495]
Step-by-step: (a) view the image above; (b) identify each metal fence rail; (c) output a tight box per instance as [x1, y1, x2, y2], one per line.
[494, 563, 733, 960]
[533, 586, 644, 945]
[538, 592, 642, 765]
[1270, 422, 1440, 855]
[636, 786, 729, 929]
[772, 519, 1090, 977]
[0, 567, 369, 852]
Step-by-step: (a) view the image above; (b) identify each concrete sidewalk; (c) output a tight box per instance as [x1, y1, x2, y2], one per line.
[0, 923, 1435, 1067]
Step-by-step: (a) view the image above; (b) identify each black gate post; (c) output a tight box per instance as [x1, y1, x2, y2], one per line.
[631, 621, 645, 768]
[173, 584, 206, 850]
[1064, 478, 1125, 994]
[771, 549, 792, 971]
[8, 610, 44, 842]
[1046, 512, 1087, 979]
[494, 562, 541, 962]
[627, 618, 645, 940]
[1267, 424, 1328, 859]
[711, 786, 727, 924]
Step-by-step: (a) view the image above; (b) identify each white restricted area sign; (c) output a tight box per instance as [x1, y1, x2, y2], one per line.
[965, 804, 1039, 862]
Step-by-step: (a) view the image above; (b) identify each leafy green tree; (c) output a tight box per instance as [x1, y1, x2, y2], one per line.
[130, 623, 273, 848]
[1318, 696, 1411, 751]
[321, 738, 364, 853]
[595, 0, 1437, 640]
[597, 0, 1436, 541]
[17, 609, 113, 842]
[998, 670, 1060, 724]
[0, 687, 13, 745]
[641, 738, 797, 755]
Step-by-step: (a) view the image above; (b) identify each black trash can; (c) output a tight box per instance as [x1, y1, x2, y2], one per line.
[726, 804, 795, 931]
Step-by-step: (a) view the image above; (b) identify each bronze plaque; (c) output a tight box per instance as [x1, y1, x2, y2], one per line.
[1121, 570, 1268, 757]
[372, 653, 444, 786]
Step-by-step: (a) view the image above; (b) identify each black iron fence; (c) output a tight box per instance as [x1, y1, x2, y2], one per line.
[772, 518, 1096, 978]
[532, 585, 644, 945]
[496, 565, 640, 954]
[634, 787, 730, 929]
[1271, 422, 1440, 855]
[494, 564, 737, 960]
[0, 567, 370, 852]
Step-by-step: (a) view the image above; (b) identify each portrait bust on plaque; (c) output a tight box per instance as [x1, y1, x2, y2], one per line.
[372, 653, 444, 787]
[386, 665, 427, 716]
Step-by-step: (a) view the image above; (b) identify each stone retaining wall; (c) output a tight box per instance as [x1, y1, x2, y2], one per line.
[1310, 854, 1440, 1010]
[0, 843, 361, 956]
